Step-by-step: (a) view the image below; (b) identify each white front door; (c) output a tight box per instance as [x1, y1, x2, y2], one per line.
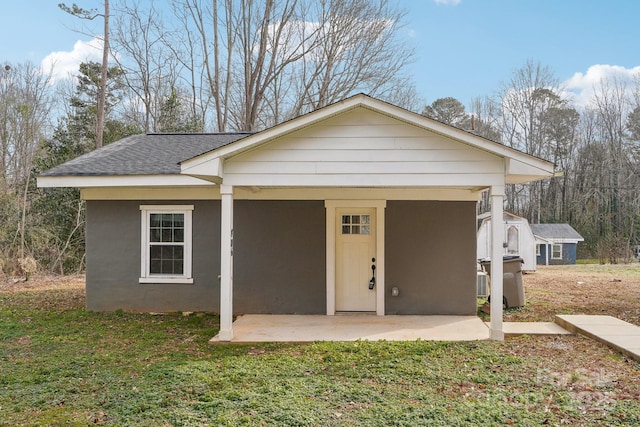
[335, 208, 377, 312]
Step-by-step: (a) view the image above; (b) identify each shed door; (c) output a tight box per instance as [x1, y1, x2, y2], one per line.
[335, 208, 377, 312]
[506, 225, 519, 255]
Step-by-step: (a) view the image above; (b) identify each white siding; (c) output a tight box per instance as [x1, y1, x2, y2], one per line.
[223, 109, 504, 187]
[477, 215, 537, 272]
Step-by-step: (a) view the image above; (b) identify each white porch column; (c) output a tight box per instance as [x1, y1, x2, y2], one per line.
[490, 185, 505, 341]
[219, 184, 234, 341]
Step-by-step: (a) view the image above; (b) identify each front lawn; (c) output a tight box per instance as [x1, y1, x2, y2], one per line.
[1, 272, 640, 426]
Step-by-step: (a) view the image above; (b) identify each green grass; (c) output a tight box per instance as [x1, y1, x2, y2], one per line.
[1, 288, 639, 426]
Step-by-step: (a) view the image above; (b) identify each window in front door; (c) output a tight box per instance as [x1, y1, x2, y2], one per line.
[341, 214, 370, 235]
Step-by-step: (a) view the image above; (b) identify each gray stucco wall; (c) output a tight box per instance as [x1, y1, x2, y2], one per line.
[86, 199, 475, 315]
[234, 200, 326, 314]
[85, 199, 325, 314]
[86, 200, 221, 312]
[385, 201, 478, 315]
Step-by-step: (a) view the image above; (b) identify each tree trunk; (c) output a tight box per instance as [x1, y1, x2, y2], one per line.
[96, 0, 110, 148]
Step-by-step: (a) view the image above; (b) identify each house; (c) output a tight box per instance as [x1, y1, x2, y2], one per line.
[530, 224, 584, 265]
[37, 94, 556, 341]
[476, 212, 537, 272]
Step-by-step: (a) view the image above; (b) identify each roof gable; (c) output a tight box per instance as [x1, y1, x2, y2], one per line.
[216, 107, 507, 187]
[181, 94, 556, 185]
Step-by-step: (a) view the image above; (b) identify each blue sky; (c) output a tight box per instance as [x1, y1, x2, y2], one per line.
[2, 0, 639, 108]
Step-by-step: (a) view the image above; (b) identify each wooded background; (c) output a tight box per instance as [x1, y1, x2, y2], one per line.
[1, 0, 639, 276]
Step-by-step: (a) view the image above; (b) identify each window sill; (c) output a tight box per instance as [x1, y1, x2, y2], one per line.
[139, 277, 194, 284]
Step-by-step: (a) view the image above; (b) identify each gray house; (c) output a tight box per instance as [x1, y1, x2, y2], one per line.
[38, 94, 555, 341]
[530, 224, 584, 265]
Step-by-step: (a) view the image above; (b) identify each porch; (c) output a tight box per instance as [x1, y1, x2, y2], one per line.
[210, 314, 491, 342]
[209, 315, 573, 343]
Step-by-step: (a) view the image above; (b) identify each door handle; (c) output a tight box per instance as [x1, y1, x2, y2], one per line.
[369, 263, 376, 289]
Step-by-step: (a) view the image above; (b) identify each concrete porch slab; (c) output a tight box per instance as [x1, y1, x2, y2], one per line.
[210, 314, 491, 343]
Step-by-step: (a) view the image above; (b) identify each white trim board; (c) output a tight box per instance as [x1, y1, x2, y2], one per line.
[80, 186, 485, 201]
[38, 174, 211, 188]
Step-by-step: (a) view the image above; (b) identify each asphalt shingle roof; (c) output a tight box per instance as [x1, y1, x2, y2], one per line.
[530, 224, 584, 240]
[41, 133, 252, 176]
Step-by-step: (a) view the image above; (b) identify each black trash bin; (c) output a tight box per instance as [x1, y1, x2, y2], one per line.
[479, 256, 525, 308]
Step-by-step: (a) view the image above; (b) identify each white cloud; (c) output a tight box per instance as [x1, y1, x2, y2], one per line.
[562, 64, 640, 109]
[433, 0, 461, 5]
[41, 38, 103, 83]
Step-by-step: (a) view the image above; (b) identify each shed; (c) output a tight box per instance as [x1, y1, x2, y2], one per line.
[477, 212, 537, 272]
[530, 224, 584, 265]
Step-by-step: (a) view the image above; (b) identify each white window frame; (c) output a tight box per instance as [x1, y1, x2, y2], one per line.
[535, 244, 541, 256]
[551, 243, 563, 260]
[139, 205, 194, 284]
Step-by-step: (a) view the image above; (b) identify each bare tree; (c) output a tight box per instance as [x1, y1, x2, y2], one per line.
[0, 62, 53, 268]
[497, 60, 565, 222]
[169, 0, 414, 131]
[59, 1, 111, 148]
[0, 63, 53, 191]
[111, 0, 182, 132]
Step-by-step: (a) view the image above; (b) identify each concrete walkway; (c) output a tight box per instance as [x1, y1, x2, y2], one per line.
[555, 315, 640, 362]
[499, 321, 571, 337]
[209, 315, 573, 343]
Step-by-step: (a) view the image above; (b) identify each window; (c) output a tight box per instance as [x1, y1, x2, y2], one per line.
[506, 226, 519, 255]
[140, 205, 193, 284]
[552, 244, 562, 260]
[341, 214, 370, 235]
[536, 244, 541, 256]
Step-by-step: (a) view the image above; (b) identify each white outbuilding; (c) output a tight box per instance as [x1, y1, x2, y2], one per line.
[477, 212, 537, 272]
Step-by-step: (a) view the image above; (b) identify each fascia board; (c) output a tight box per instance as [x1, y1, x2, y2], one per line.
[506, 158, 556, 180]
[37, 174, 214, 188]
[533, 236, 583, 244]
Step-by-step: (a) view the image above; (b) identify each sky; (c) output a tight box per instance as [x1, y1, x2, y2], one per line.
[1, 0, 639, 110]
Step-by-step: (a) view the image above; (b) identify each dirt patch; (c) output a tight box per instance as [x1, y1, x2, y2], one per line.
[503, 264, 640, 326]
[0, 274, 85, 293]
[0, 274, 86, 311]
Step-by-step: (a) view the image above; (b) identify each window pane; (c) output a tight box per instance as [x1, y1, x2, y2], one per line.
[161, 213, 173, 227]
[173, 228, 184, 243]
[150, 259, 162, 274]
[149, 244, 184, 275]
[150, 228, 161, 242]
[150, 214, 161, 227]
[342, 215, 350, 225]
[361, 226, 370, 235]
[173, 260, 183, 275]
[162, 228, 173, 242]
[352, 225, 360, 234]
[150, 245, 162, 259]
[174, 246, 183, 259]
[361, 215, 370, 225]
[342, 225, 350, 234]
[352, 215, 360, 224]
